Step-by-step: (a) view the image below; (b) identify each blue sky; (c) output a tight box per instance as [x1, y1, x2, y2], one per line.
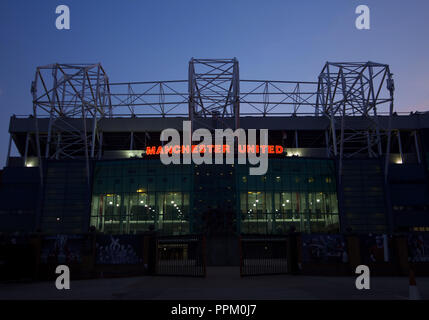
[1, 0, 429, 165]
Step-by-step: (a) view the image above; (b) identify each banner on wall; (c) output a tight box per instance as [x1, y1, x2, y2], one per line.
[40, 234, 84, 265]
[360, 234, 391, 263]
[95, 235, 143, 265]
[302, 234, 348, 263]
[408, 233, 429, 262]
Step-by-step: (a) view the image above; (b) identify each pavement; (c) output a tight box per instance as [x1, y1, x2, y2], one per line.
[0, 267, 428, 300]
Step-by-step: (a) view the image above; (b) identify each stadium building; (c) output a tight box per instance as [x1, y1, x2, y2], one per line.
[2, 58, 429, 240]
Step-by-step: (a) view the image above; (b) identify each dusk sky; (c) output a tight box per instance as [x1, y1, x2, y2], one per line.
[1, 0, 429, 166]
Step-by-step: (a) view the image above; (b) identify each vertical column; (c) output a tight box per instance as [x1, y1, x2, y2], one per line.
[90, 116, 97, 158]
[384, 72, 395, 180]
[397, 130, 403, 163]
[294, 130, 299, 148]
[45, 66, 58, 159]
[338, 105, 346, 182]
[130, 131, 134, 150]
[24, 132, 30, 166]
[414, 131, 421, 164]
[233, 57, 240, 130]
[188, 58, 195, 129]
[80, 71, 91, 186]
[91, 65, 101, 159]
[98, 131, 103, 160]
[325, 129, 330, 157]
[55, 133, 61, 160]
[32, 101, 44, 184]
[6, 133, 12, 167]
[338, 68, 347, 181]
[366, 131, 372, 158]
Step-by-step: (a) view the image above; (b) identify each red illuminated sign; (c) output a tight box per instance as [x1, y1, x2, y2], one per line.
[145, 145, 284, 155]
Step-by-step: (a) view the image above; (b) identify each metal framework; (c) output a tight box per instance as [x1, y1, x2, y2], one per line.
[188, 58, 240, 129]
[31, 63, 110, 183]
[108, 80, 188, 117]
[27, 58, 398, 184]
[317, 62, 395, 179]
[106, 79, 320, 118]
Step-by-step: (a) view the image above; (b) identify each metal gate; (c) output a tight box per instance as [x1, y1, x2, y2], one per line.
[240, 235, 288, 276]
[156, 235, 206, 277]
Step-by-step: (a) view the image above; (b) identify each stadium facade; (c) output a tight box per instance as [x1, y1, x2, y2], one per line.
[1, 59, 429, 238]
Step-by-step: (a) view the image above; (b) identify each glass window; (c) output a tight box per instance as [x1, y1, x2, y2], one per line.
[90, 160, 192, 235]
[237, 158, 340, 234]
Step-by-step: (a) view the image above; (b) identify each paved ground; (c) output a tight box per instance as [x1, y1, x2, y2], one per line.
[0, 267, 428, 300]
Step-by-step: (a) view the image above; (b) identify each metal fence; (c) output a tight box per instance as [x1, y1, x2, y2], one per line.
[240, 235, 288, 276]
[155, 235, 206, 277]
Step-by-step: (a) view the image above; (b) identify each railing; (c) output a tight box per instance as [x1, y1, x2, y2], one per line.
[11, 111, 415, 119]
[156, 235, 206, 277]
[240, 235, 288, 276]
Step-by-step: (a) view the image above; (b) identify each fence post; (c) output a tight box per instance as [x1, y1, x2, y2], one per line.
[143, 231, 157, 275]
[287, 231, 300, 275]
[143, 233, 150, 275]
[145, 231, 157, 275]
[296, 233, 302, 273]
[239, 235, 243, 277]
[346, 234, 361, 274]
[89, 231, 97, 278]
[202, 235, 207, 277]
[80, 231, 96, 279]
[394, 234, 409, 276]
[29, 233, 42, 280]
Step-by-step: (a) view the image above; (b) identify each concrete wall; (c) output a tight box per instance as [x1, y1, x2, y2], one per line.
[0, 167, 40, 233]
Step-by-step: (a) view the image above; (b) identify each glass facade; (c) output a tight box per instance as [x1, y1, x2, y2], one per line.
[90, 160, 193, 235]
[237, 159, 339, 234]
[192, 164, 236, 235]
[90, 158, 339, 235]
[41, 161, 90, 234]
[341, 159, 387, 233]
